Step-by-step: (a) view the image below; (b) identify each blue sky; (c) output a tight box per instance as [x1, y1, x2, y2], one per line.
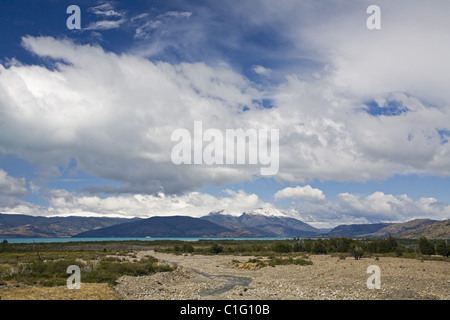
[0, 0, 449, 228]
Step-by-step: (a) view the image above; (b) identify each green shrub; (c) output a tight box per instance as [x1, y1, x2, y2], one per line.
[436, 240, 449, 257]
[209, 243, 224, 254]
[181, 243, 195, 253]
[271, 242, 293, 253]
[349, 243, 364, 260]
[312, 240, 327, 255]
[418, 237, 436, 255]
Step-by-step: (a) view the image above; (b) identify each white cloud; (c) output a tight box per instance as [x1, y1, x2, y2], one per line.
[1, 34, 450, 198]
[274, 185, 325, 202]
[88, 2, 124, 18]
[164, 11, 192, 19]
[252, 65, 271, 76]
[84, 1, 127, 31]
[133, 10, 193, 40]
[0, 36, 265, 194]
[0, 170, 28, 197]
[0, 189, 273, 219]
[85, 19, 127, 31]
[291, 191, 450, 228]
[1, 186, 448, 228]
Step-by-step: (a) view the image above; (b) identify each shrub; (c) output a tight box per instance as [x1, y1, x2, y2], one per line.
[293, 240, 305, 252]
[338, 253, 347, 260]
[181, 243, 194, 253]
[349, 243, 364, 260]
[312, 240, 327, 255]
[83, 257, 173, 285]
[436, 240, 449, 257]
[271, 242, 293, 253]
[418, 237, 436, 255]
[209, 243, 224, 254]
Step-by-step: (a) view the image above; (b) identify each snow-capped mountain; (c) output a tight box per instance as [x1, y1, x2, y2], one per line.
[242, 207, 289, 218]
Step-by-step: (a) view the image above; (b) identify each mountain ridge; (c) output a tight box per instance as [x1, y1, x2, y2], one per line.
[0, 213, 139, 238]
[74, 215, 242, 238]
[323, 218, 449, 239]
[202, 211, 321, 238]
[0, 212, 448, 239]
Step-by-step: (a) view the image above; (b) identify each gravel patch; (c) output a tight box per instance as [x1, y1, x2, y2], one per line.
[114, 251, 449, 300]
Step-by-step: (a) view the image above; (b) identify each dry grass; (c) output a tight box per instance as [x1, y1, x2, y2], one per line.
[0, 283, 120, 300]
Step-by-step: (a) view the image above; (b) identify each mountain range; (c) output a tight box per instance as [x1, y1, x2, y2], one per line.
[0, 213, 137, 238]
[0, 210, 448, 239]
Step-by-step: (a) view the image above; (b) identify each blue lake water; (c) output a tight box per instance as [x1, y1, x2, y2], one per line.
[2, 237, 287, 244]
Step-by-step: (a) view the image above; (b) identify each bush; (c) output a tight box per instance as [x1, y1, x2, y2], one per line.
[312, 240, 327, 255]
[271, 242, 293, 253]
[182, 243, 195, 253]
[209, 243, 224, 254]
[293, 240, 306, 252]
[83, 257, 173, 285]
[26, 258, 80, 286]
[418, 237, 436, 255]
[327, 238, 352, 253]
[349, 243, 364, 260]
[366, 237, 398, 254]
[436, 240, 449, 257]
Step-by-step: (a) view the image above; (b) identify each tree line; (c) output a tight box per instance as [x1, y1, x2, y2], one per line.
[290, 236, 449, 259]
[158, 236, 450, 259]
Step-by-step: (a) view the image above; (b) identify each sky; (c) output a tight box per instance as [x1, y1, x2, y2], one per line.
[0, 0, 449, 228]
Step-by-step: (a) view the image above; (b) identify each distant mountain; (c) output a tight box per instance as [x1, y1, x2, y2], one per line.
[379, 219, 449, 239]
[2, 212, 448, 240]
[366, 219, 438, 238]
[74, 216, 245, 238]
[323, 219, 450, 239]
[202, 210, 321, 238]
[74, 209, 321, 238]
[0, 213, 138, 238]
[322, 223, 393, 238]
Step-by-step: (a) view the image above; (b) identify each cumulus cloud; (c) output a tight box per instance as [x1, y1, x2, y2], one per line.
[252, 65, 272, 77]
[0, 35, 265, 195]
[291, 191, 450, 229]
[274, 185, 325, 202]
[0, 169, 28, 197]
[0, 189, 274, 218]
[0, 33, 449, 197]
[2, 185, 448, 229]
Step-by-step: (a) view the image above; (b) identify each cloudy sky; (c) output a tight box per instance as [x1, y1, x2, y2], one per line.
[0, 0, 449, 228]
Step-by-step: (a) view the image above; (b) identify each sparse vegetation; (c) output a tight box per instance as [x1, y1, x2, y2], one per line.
[233, 256, 313, 270]
[0, 241, 174, 287]
[156, 237, 449, 260]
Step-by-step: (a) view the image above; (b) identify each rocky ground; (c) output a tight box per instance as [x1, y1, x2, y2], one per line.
[114, 251, 449, 300]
